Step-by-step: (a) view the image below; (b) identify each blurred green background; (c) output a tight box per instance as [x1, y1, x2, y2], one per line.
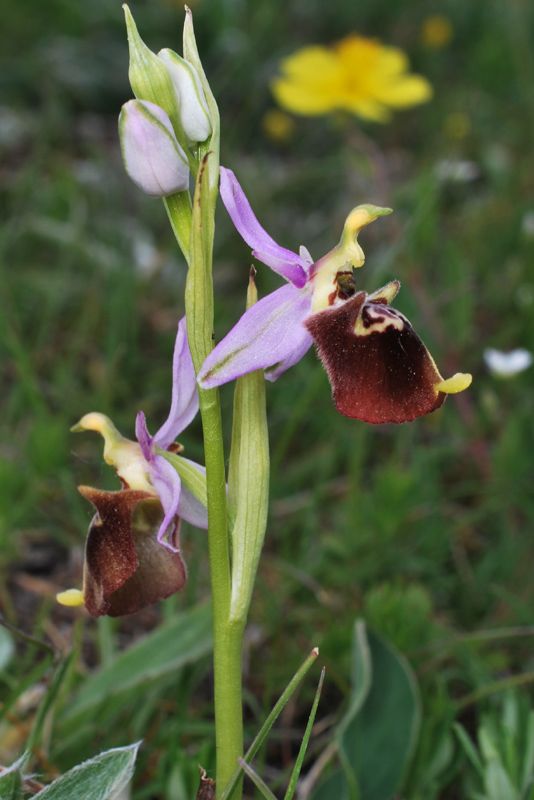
[1, 0, 534, 797]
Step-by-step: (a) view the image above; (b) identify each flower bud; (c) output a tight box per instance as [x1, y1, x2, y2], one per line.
[119, 100, 190, 197]
[158, 48, 212, 143]
[123, 4, 185, 143]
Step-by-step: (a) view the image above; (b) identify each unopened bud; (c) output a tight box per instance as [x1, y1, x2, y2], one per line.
[158, 48, 212, 143]
[119, 100, 189, 197]
[123, 4, 184, 142]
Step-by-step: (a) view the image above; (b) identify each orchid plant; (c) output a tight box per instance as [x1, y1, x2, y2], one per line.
[56, 6, 471, 799]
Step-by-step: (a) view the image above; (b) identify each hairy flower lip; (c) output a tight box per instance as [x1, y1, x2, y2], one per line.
[78, 487, 187, 617]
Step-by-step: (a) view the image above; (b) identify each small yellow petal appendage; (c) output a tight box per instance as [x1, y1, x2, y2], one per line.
[57, 589, 85, 607]
[435, 373, 472, 394]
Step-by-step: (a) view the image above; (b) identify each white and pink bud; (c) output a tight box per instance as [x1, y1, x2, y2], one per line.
[158, 48, 212, 143]
[119, 99, 189, 197]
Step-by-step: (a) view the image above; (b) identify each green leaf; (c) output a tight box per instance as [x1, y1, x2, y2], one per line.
[0, 754, 25, 800]
[309, 770, 347, 800]
[453, 722, 485, 778]
[311, 621, 421, 800]
[339, 619, 372, 738]
[484, 759, 519, 800]
[284, 667, 326, 800]
[0, 627, 15, 671]
[33, 743, 139, 800]
[63, 603, 212, 721]
[238, 760, 277, 800]
[340, 626, 421, 800]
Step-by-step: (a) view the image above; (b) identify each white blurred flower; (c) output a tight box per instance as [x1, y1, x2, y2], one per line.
[483, 347, 533, 378]
[521, 211, 534, 239]
[435, 158, 480, 183]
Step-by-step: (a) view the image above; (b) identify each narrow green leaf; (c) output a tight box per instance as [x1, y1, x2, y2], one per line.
[27, 652, 75, 753]
[0, 627, 15, 671]
[520, 711, 534, 793]
[284, 667, 325, 800]
[34, 743, 139, 800]
[62, 603, 212, 721]
[453, 723, 485, 778]
[238, 760, 277, 800]
[0, 655, 54, 724]
[484, 759, 519, 800]
[219, 648, 319, 800]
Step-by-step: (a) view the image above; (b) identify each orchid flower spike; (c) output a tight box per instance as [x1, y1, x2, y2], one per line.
[58, 318, 208, 616]
[197, 168, 471, 424]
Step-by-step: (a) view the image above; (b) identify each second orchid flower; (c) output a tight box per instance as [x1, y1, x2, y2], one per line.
[198, 168, 471, 423]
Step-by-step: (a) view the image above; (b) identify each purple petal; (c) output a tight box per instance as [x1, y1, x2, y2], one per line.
[155, 317, 199, 449]
[264, 327, 314, 382]
[220, 168, 308, 288]
[147, 454, 183, 552]
[197, 283, 313, 388]
[178, 485, 208, 529]
[135, 411, 153, 462]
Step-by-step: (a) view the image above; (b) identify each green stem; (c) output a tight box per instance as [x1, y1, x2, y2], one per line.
[170, 153, 243, 798]
[199, 386, 244, 798]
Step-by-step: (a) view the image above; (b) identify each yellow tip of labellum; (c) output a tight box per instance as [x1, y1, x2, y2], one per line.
[435, 372, 472, 394]
[57, 589, 85, 607]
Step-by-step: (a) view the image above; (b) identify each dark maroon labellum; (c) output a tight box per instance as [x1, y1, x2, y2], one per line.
[304, 290, 446, 424]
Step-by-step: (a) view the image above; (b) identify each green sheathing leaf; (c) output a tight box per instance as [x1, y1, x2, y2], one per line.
[33, 743, 139, 800]
[63, 603, 212, 721]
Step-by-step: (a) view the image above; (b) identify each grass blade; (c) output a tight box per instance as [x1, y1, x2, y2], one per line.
[238, 759, 278, 800]
[284, 667, 325, 800]
[219, 647, 319, 800]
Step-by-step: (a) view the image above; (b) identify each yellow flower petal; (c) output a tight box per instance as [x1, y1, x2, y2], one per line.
[272, 46, 345, 115]
[370, 75, 433, 108]
[272, 34, 432, 122]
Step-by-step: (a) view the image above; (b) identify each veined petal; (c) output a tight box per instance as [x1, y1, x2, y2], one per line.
[135, 410, 152, 461]
[220, 168, 308, 288]
[264, 325, 314, 382]
[178, 484, 208, 529]
[146, 453, 183, 551]
[198, 283, 313, 388]
[154, 317, 199, 448]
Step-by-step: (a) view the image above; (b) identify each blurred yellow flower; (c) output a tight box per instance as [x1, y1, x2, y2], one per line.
[420, 15, 453, 49]
[261, 108, 296, 143]
[271, 35, 433, 123]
